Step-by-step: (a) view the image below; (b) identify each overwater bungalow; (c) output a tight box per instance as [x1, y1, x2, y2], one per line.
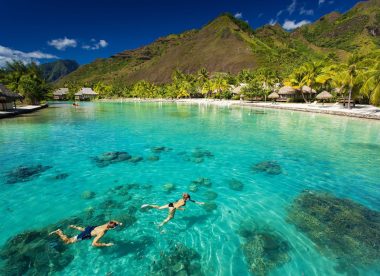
[0, 83, 23, 111]
[53, 88, 69, 100]
[75, 88, 98, 101]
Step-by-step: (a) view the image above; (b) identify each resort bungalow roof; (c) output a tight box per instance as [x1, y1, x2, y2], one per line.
[278, 86, 296, 95]
[231, 83, 248, 94]
[268, 92, 279, 99]
[75, 88, 97, 96]
[53, 88, 69, 96]
[0, 83, 23, 101]
[316, 91, 333, 100]
[301, 85, 317, 94]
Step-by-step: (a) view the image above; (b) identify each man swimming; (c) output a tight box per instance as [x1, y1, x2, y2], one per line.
[49, 220, 122, 247]
[141, 193, 204, 227]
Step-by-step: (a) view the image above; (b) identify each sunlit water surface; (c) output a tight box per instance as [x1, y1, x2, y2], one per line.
[0, 102, 379, 275]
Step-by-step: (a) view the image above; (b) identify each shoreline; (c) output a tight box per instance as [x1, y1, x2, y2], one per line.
[95, 98, 380, 121]
[0, 104, 48, 119]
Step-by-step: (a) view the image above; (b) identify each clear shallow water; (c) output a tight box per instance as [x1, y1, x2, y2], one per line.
[0, 102, 379, 275]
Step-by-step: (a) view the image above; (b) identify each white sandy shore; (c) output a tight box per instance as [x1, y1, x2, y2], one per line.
[98, 98, 380, 120]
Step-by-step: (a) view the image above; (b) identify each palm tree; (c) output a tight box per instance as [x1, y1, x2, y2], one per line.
[197, 68, 209, 84]
[210, 74, 229, 97]
[256, 68, 277, 102]
[201, 79, 213, 98]
[359, 60, 380, 106]
[285, 69, 307, 102]
[299, 61, 324, 103]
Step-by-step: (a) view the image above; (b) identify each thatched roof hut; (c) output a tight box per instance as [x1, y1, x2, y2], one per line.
[0, 83, 23, 111]
[53, 88, 68, 96]
[268, 92, 279, 99]
[231, 83, 248, 94]
[316, 91, 333, 100]
[301, 85, 316, 94]
[0, 84, 23, 101]
[278, 86, 296, 95]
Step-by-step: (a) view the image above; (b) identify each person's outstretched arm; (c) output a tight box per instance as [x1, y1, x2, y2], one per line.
[92, 233, 113, 247]
[190, 199, 205, 205]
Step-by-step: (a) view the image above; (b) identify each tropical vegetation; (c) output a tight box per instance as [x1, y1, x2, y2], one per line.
[0, 61, 51, 104]
[55, 50, 379, 106]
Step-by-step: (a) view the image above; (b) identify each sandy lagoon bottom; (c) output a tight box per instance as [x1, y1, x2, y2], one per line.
[0, 102, 379, 275]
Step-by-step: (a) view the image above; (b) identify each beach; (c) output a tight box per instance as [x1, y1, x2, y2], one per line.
[96, 98, 380, 120]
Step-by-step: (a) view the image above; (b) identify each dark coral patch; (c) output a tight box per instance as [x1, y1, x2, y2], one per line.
[151, 243, 204, 275]
[238, 221, 291, 276]
[192, 177, 212, 187]
[92, 151, 131, 167]
[287, 190, 380, 272]
[252, 161, 282, 175]
[151, 146, 172, 153]
[182, 148, 214, 163]
[6, 164, 52, 184]
[147, 155, 160, 161]
[202, 202, 217, 212]
[128, 156, 143, 164]
[0, 229, 74, 275]
[228, 179, 244, 191]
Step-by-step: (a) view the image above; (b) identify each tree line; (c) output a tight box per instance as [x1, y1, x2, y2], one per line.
[1, 50, 379, 106]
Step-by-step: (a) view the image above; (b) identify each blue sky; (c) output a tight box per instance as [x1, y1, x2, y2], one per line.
[0, 0, 362, 66]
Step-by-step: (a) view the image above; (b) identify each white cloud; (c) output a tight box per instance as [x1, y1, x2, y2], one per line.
[48, 37, 77, 50]
[282, 19, 311, 30]
[300, 7, 314, 15]
[82, 39, 108, 50]
[287, 0, 297, 14]
[234, 12, 243, 19]
[0, 45, 58, 67]
[269, 19, 277, 26]
[276, 10, 283, 17]
[318, 0, 325, 4]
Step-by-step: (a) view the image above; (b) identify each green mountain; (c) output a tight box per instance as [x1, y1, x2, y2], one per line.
[40, 59, 79, 82]
[294, 0, 380, 52]
[58, 0, 379, 86]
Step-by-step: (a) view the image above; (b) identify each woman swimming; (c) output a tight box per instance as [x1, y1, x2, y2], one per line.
[141, 193, 204, 227]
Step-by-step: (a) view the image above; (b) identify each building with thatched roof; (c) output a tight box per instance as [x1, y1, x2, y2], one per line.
[268, 92, 279, 100]
[316, 91, 333, 100]
[75, 88, 97, 101]
[53, 88, 69, 100]
[301, 86, 317, 94]
[0, 83, 23, 111]
[277, 86, 298, 101]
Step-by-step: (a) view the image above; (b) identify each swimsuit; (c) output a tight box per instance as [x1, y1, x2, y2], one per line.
[168, 199, 194, 208]
[76, 226, 97, 241]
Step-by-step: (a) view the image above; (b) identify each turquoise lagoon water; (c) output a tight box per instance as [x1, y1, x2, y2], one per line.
[0, 102, 379, 275]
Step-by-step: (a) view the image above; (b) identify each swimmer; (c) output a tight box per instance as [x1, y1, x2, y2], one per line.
[141, 193, 204, 227]
[49, 220, 122, 247]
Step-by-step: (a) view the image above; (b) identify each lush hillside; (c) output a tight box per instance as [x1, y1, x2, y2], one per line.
[40, 59, 79, 82]
[58, 0, 379, 86]
[295, 0, 380, 53]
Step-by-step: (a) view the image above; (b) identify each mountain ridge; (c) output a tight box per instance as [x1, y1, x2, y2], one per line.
[58, 1, 379, 86]
[40, 59, 79, 82]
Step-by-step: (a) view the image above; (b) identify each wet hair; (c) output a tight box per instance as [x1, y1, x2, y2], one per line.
[183, 193, 190, 200]
[108, 220, 118, 228]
